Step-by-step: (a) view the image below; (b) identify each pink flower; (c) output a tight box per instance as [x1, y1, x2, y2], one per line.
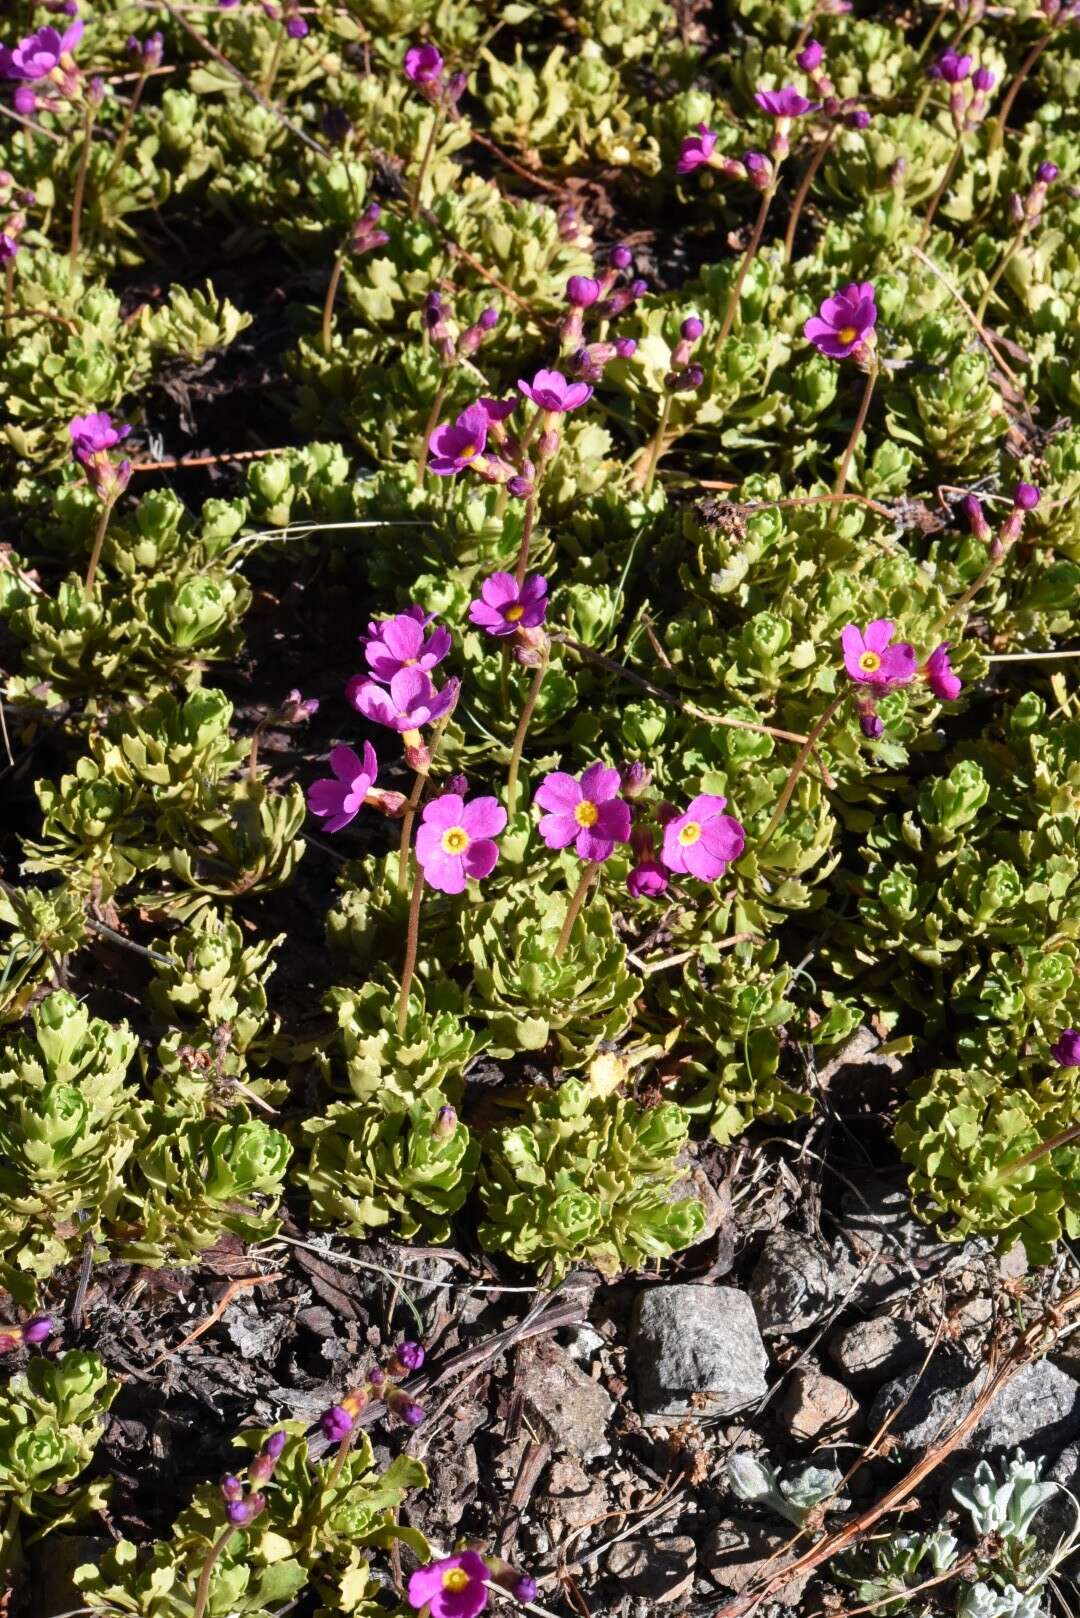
[408, 1551, 489, 1618]
[468, 573, 548, 637]
[804, 282, 877, 360]
[755, 86, 820, 117]
[1051, 1030, 1080, 1067]
[404, 43, 443, 83]
[364, 611, 451, 682]
[348, 668, 459, 731]
[841, 621, 917, 689]
[307, 743, 378, 833]
[1, 20, 82, 82]
[923, 643, 962, 702]
[69, 411, 130, 464]
[661, 794, 745, 882]
[428, 403, 489, 476]
[627, 858, 669, 898]
[517, 368, 593, 413]
[534, 763, 631, 862]
[677, 123, 717, 174]
[415, 793, 506, 893]
[479, 395, 517, 424]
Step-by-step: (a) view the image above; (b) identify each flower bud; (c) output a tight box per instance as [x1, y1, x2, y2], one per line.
[22, 1315, 53, 1346]
[221, 1474, 245, 1502]
[614, 337, 637, 358]
[1050, 1029, 1080, 1067]
[744, 151, 772, 190]
[859, 710, 884, 740]
[610, 243, 633, 269]
[386, 1386, 425, 1425]
[797, 39, 824, 71]
[846, 107, 871, 129]
[1036, 160, 1060, 184]
[962, 493, 991, 542]
[433, 1104, 458, 1139]
[1008, 191, 1025, 225]
[507, 474, 534, 499]
[537, 428, 560, 461]
[514, 1577, 538, 1604]
[478, 306, 499, 330]
[566, 275, 600, 307]
[619, 761, 652, 800]
[1013, 481, 1041, 510]
[972, 66, 995, 92]
[321, 1404, 355, 1443]
[388, 1340, 426, 1375]
[681, 315, 704, 341]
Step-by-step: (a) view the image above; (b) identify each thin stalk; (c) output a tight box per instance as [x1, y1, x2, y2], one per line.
[758, 690, 846, 849]
[321, 246, 347, 356]
[261, 34, 284, 98]
[68, 103, 96, 283]
[513, 494, 536, 586]
[396, 862, 425, 1036]
[321, 1428, 353, 1502]
[936, 537, 1015, 629]
[397, 770, 427, 892]
[192, 1525, 238, 1618]
[834, 363, 878, 497]
[640, 394, 674, 497]
[717, 188, 774, 346]
[104, 65, 150, 186]
[248, 718, 270, 783]
[554, 865, 595, 960]
[3, 260, 12, 338]
[989, 31, 1054, 159]
[415, 377, 449, 485]
[974, 230, 1026, 326]
[913, 4, 948, 65]
[1000, 1120, 1080, 1177]
[505, 649, 549, 818]
[917, 140, 962, 249]
[83, 492, 118, 599]
[782, 124, 835, 264]
[410, 107, 445, 223]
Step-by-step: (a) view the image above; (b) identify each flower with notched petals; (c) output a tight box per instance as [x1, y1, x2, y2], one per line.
[307, 743, 378, 833]
[364, 612, 451, 682]
[661, 795, 745, 882]
[841, 621, 917, 689]
[348, 669, 459, 732]
[804, 282, 877, 360]
[517, 368, 592, 413]
[535, 763, 631, 862]
[754, 86, 820, 117]
[416, 793, 506, 893]
[468, 573, 548, 638]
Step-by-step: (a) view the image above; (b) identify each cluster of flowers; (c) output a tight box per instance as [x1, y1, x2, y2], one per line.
[927, 46, 996, 132]
[0, 16, 83, 116]
[841, 621, 960, 737]
[408, 1551, 537, 1618]
[68, 410, 132, 503]
[558, 248, 643, 381]
[320, 1339, 427, 1442]
[220, 1429, 286, 1526]
[0, 1313, 52, 1354]
[404, 42, 466, 114]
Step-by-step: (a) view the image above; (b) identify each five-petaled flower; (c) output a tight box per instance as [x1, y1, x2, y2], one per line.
[364, 611, 451, 682]
[69, 411, 130, 464]
[0, 20, 82, 82]
[307, 742, 378, 833]
[517, 368, 592, 413]
[408, 1551, 489, 1618]
[404, 43, 443, 83]
[468, 573, 548, 637]
[804, 282, 877, 361]
[923, 643, 962, 702]
[349, 668, 459, 732]
[661, 795, 745, 882]
[754, 86, 820, 117]
[676, 122, 718, 174]
[428, 402, 492, 477]
[535, 763, 632, 862]
[416, 792, 506, 892]
[841, 621, 917, 689]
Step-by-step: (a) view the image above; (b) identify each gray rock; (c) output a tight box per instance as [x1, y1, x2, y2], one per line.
[632, 1286, 769, 1426]
[704, 1519, 812, 1605]
[605, 1536, 696, 1602]
[869, 1359, 1080, 1455]
[780, 1366, 860, 1444]
[749, 1232, 834, 1337]
[828, 1316, 932, 1390]
[543, 1455, 609, 1534]
[522, 1341, 614, 1459]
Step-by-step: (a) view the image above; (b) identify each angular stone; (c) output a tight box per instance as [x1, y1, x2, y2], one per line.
[704, 1519, 812, 1605]
[631, 1285, 768, 1426]
[749, 1231, 834, 1337]
[828, 1316, 932, 1390]
[605, 1536, 696, 1602]
[868, 1359, 1080, 1454]
[521, 1340, 613, 1459]
[780, 1366, 860, 1443]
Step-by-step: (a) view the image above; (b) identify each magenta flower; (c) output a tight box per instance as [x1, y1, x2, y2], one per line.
[676, 123, 718, 174]
[307, 742, 378, 833]
[627, 858, 669, 898]
[566, 275, 601, 307]
[754, 86, 820, 117]
[929, 48, 973, 83]
[468, 573, 548, 637]
[479, 395, 517, 424]
[415, 793, 506, 893]
[841, 621, 917, 689]
[69, 411, 131, 464]
[428, 403, 489, 476]
[517, 368, 592, 413]
[0, 234, 18, 263]
[364, 612, 451, 682]
[923, 643, 962, 702]
[408, 1551, 489, 1618]
[804, 282, 877, 360]
[661, 795, 745, 882]
[404, 43, 443, 83]
[535, 763, 631, 862]
[348, 668, 459, 732]
[1051, 1030, 1080, 1067]
[0, 20, 82, 81]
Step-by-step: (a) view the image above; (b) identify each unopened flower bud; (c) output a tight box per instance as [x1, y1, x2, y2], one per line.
[610, 243, 633, 269]
[388, 1340, 426, 1375]
[1036, 160, 1060, 184]
[537, 428, 560, 460]
[859, 710, 884, 740]
[386, 1386, 425, 1425]
[1014, 481, 1041, 510]
[681, 315, 704, 341]
[566, 274, 600, 307]
[507, 474, 534, 499]
[478, 306, 499, 330]
[614, 337, 637, 358]
[619, 761, 652, 800]
[744, 151, 772, 190]
[846, 107, 871, 129]
[433, 1104, 457, 1139]
[221, 1474, 245, 1502]
[321, 1404, 355, 1443]
[797, 39, 824, 71]
[1008, 191, 1026, 225]
[22, 1315, 53, 1345]
[442, 774, 469, 797]
[962, 493, 991, 542]
[514, 1577, 538, 1604]
[972, 66, 995, 91]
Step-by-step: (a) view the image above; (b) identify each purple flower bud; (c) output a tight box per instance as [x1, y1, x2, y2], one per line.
[629, 278, 648, 298]
[962, 494, 991, 541]
[444, 71, 467, 105]
[566, 275, 601, 308]
[1051, 1029, 1080, 1066]
[846, 108, 871, 129]
[264, 1430, 287, 1460]
[514, 1577, 538, 1604]
[797, 39, 824, 71]
[399, 1399, 425, 1426]
[13, 88, 37, 117]
[443, 774, 469, 796]
[226, 1499, 254, 1524]
[972, 66, 995, 91]
[369, 1366, 386, 1386]
[21, 1315, 53, 1345]
[507, 475, 534, 499]
[221, 1474, 245, 1502]
[1008, 191, 1026, 224]
[478, 306, 499, 330]
[320, 1404, 355, 1443]
[1013, 481, 1040, 510]
[433, 1104, 458, 1139]
[681, 315, 704, 341]
[1036, 160, 1059, 184]
[610, 244, 633, 269]
[860, 711, 884, 740]
[397, 1340, 426, 1371]
[619, 761, 652, 800]
[744, 150, 770, 179]
[286, 15, 309, 36]
[614, 337, 637, 358]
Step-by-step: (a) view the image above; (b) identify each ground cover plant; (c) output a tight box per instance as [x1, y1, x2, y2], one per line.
[1, 0, 1080, 1613]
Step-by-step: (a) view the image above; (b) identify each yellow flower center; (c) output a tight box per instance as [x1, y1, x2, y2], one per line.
[442, 1570, 471, 1592]
[574, 800, 599, 828]
[839, 325, 858, 344]
[678, 821, 702, 846]
[460, 443, 479, 460]
[504, 603, 525, 623]
[441, 826, 470, 855]
[858, 651, 882, 673]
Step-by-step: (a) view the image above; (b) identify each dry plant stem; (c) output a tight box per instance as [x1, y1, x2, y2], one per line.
[416, 378, 449, 485]
[262, 35, 284, 97]
[506, 650, 549, 817]
[917, 140, 962, 249]
[321, 246, 347, 356]
[248, 720, 269, 783]
[83, 493, 118, 599]
[758, 690, 845, 849]
[990, 31, 1054, 158]
[834, 364, 877, 497]
[555, 866, 596, 959]
[68, 104, 96, 283]
[396, 863, 425, 1036]
[513, 494, 537, 585]
[640, 394, 674, 496]
[783, 125, 835, 263]
[192, 1525, 238, 1618]
[717, 188, 775, 346]
[105, 65, 150, 184]
[411, 108, 445, 222]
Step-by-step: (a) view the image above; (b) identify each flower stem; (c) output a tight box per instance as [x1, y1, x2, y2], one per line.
[68, 103, 96, 284]
[410, 108, 445, 223]
[834, 363, 877, 497]
[782, 124, 835, 264]
[83, 492, 118, 599]
[937, 535, 1016, 629]
[974, 230, 1025, 326]
[415, 378, 449, 486]
[989, 31, 1054, 161]
[3, 261, 13, 338]
[192, 1525, 238, 1618]
[717, 187, 774, 347]
[105, 65, 150, 188]
[554, 864, 595, 960]
[758, 690, 846, 850]
[262, 34, 284, 97]
[640, 394, 674, 497]
[322, 1426, 354, 1500]
[513, 494, 536, 586]
[1000, 1120, 1080, 1177]
[397, 861, 425, 1037]
[916, 139, 962, 249]
[321, 246, 347, 356]
[397, 770, 427, 892]
[506, 649, 548, 818]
